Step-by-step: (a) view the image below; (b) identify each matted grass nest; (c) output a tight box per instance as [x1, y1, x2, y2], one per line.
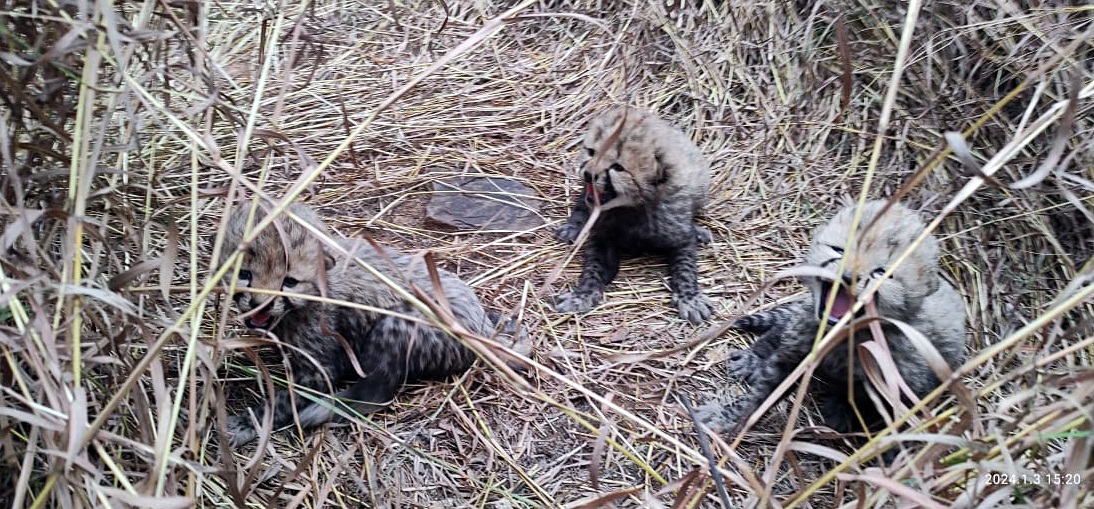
[1, 0, 1092, 507]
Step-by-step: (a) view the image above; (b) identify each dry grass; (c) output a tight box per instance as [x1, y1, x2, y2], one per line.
[2, 0, 1092, 507]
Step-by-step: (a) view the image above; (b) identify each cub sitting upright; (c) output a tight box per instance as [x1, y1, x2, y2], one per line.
[555, 107, 713, 324]
[220, 202, 523, 447]
[697, 200, 967, 435]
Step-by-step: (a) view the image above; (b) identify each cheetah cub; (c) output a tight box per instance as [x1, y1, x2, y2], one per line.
[220, 203, 526, 447]
[697, 200, 966, 434]
[555, 107, 713, 324]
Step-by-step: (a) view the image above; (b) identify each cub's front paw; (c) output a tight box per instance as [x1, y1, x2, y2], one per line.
[555, 222, 583, 243]
[226, 414, 258, 448]
[727, 349, 763, 384]
[554, 290, 602, 314]
[674, 293, 713, 324]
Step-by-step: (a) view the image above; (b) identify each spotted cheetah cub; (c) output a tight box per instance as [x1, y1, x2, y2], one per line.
[555, 107, 713, 324]
[220, 203, 526, 447]
[697, 200, 966, 434]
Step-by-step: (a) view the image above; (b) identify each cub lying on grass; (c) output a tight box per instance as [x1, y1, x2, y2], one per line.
[220, 202, 526, 447]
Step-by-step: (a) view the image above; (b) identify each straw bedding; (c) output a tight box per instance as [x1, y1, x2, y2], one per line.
[1, 0, 1091, 507]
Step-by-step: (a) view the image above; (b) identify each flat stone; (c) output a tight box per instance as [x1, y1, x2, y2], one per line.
[426, 174, 545, 232]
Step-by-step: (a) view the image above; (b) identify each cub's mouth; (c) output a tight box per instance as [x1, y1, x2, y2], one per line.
[241, 301, 276, 329]
[245, 311, 273, 329]
[584, 175, 618, 206]
[817, 282, 857, 325]
[232, 291, 277, 329]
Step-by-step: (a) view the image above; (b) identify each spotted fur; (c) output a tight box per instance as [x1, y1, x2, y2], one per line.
[554, 107, 713, 324]
[220, 203, 527, 447]
[697, 200, 967, 434]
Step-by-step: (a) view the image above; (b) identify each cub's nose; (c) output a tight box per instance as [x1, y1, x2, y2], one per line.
[582, 171, 592, 184]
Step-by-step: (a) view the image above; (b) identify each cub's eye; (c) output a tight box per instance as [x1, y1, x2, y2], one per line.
[871, 267, 888, 278]
[238, 269, 252, 281]
[283, 277, 299, 288]
[585, 147, 595, 157]
[608, 163, 624, 172]
[828, 245, 844, 255]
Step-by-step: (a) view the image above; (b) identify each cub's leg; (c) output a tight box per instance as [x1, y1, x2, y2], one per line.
[326, 314, 476, 423]
[226, 353, 345, 448]
[228, 313, 479, 447]
[726, 329, 783, 386]
[732, 301, 807, 334]
[556, 192, 591, 243]
[695, 356, 789, 433]
[293, 378, 397, 432]
[555, 240, 620, 314]
[697, 329, 811, 433]
[726, 302, 807, 382]
[667, 242, 712, 324]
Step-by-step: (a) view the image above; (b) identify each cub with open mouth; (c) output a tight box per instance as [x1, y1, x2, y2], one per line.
[695, 200, 967, 436]
[220, 202, 528, 447]
[554, 107, 713, 324]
